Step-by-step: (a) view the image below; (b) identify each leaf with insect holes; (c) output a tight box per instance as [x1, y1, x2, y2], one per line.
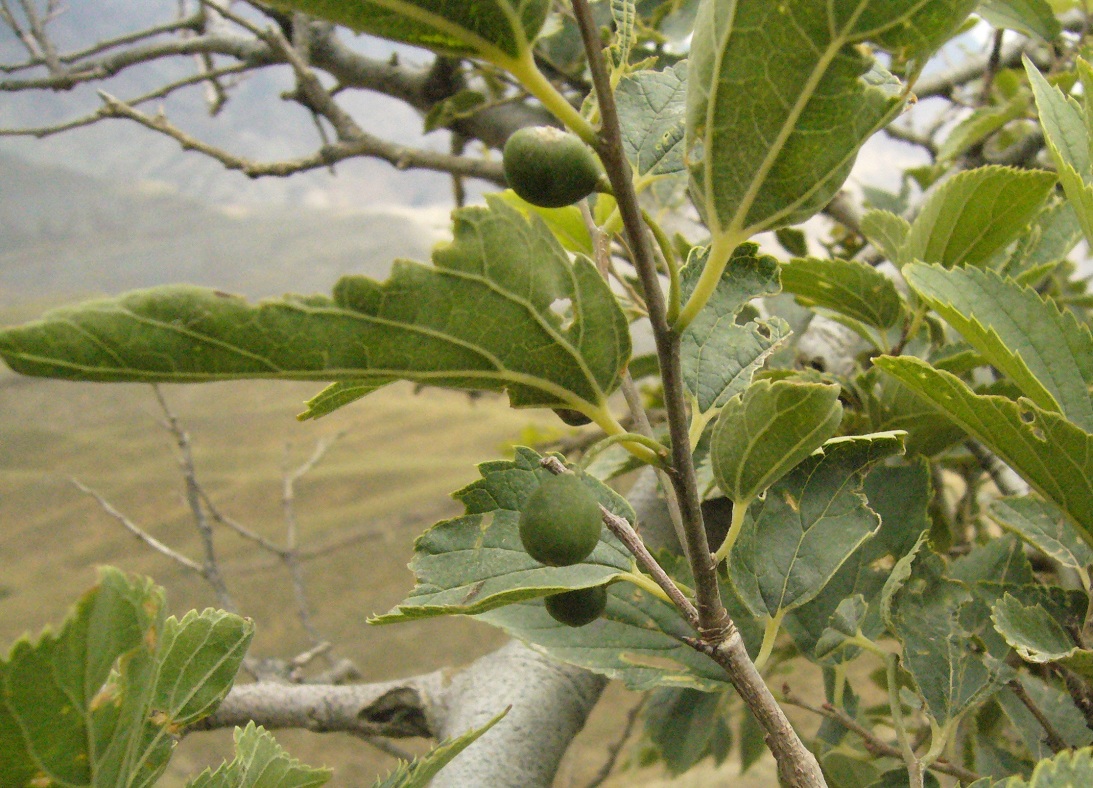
[680, 245, 789, 419]
[267, 0, 550, 63]
[875, 356, 1093, 542]
[686, 0, 976, 239]
[617, 62, 688, 177]
[0, 197, 630, 423]
[885, 542, 1014, 727]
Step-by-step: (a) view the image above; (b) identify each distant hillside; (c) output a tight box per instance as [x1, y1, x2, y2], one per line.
[0, 153, 446, 304]
[0, 4, 464, 209]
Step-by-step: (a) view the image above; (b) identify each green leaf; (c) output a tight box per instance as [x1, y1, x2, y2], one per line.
[479, 586, 735, 691]
[643, 687, 725, 775]
[937, 95, 1028, 161]
[1005, 747, 1093, 787]
[902, 166, 1056, 267]
[904, 263, 1093, 430]
[0, 198, 630, 422]
[187, 723, 331, 788]
[874, 356, 1093, 541]
[0, 568, 253, 788]
[371, 708, 507, 788]
[372, 447, 636, 623]
[710, 379, 844, 506]
[887, 545, 1014, 726]
[680, 245, 790, 419]
[860, 209, 911, 265]
[496, 190, 593, 255]
[978, 0, 1062, 41]
[786, 460, 931, 663]
[727, 433, 906, 618]
[780, 257, 904, 331]
[1025, 57, 1093, 247]
[1001, 199, 1083, 276]
[686, 0, 976, 239]
[423, 89, 488, 132]
[616, 62, 688, 176]
[991, 496, 1093, 576]
[991, 594, 1093, 680]
[266, 0, 549, 63]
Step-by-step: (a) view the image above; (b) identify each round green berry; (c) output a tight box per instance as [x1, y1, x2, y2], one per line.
[519, 473, 602, 567]
[503, 126, 601, 209]
[544, 586, 608, 627]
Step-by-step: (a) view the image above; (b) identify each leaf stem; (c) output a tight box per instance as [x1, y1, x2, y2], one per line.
[617, 571, 672, 604]
[577, 431, 670, 470]
[674, 230, 744, 333]
[506, 50, 599, 146]
[754, 609, 786, 671]
[887, 652, 922, 786]
[713, 496, 752, 565]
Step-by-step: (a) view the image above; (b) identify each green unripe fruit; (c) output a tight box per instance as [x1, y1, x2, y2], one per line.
[503, 126, 601, 209]
[544, 586, 608, 627]
[519, 473, 602, 567]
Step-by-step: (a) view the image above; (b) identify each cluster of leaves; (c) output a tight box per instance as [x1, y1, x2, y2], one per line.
[4, 0, 1093, 786]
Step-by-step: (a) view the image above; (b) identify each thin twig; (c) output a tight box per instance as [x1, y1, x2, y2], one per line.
[153, 385, 238, 612]
[70, 479, 204, 574]
[585, 695, 647, 788]
[281, 433, 345, 648]
[1009, 678, 1068, 754]
[781, 687, 982, 783]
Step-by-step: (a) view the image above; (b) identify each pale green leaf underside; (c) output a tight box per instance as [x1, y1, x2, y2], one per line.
[0, 568, 253, 788]
[371, 709, 506, 788]
[1004, 747, 1093, 787]
[978, 0, 1062, 41]
[187, 723, 331, 788]
[372, 447, 637, 623]
[1025, 56, 1093, 247]
[0, 198, 630, 417]
[478, 589, 735, 692]
[680, 244, 789, 415]
[711, 379, 844, 505]
[686, 0, 976, 238]
[888, 545, 1013, 725]
[728, 432, 906, 618]
[990, 496, 1093, 574]
[875, 356, 1093, 541]
[991, 594, 1081, 662]
[860, 209, 911, 265]
[617, 62, 688, 176]
[937, 96, 1028, 162]
[267, 0, 549, 61]
[902, 165, 1057, 267]
[780, 257, 904, 330]
[905, 263, 1093, 430]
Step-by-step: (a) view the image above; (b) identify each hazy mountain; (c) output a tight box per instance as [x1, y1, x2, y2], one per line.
[0, 152, 446, 305]
[0, 2, 464, 209]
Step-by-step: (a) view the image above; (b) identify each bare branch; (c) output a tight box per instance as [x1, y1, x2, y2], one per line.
[70, 478, 205, 574]
[781, 686, 982, 783]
